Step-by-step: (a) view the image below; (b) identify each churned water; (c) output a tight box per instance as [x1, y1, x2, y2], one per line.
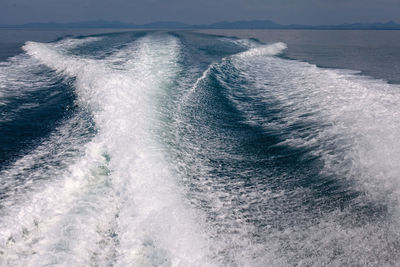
[1, 29, 400, 266]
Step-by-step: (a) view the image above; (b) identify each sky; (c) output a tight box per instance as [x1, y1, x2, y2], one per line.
[0, 0, 399, 25]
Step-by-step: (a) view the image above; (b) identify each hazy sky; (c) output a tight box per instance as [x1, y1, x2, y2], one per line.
[0, 0, 399, 25]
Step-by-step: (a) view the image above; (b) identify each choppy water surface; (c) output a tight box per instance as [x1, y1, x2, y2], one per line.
[1, 30, 400, 266]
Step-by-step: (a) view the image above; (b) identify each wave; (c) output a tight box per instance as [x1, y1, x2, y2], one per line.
[1, 34, 213, 266]
[205, 42, 400, 265]
[228, 48, 400, 199]
[238, 42, 287, 58]
[2, 31, 400, 265]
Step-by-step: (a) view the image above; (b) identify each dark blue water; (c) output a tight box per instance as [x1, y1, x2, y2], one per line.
[1, 29, 400, 266]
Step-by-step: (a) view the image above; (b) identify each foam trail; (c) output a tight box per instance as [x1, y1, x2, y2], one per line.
[0, 55, 51, 109]
[6, 33, 400, 266]
[238, 42, 287, 58]
[217, 44, 400, 264]
[164, 39, 400, 265]
[229, 50, 400, 201]
[168, 44, 292, 266]
[0, 34, 212, 266]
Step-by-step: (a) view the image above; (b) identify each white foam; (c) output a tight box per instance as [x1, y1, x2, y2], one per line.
[161, 38, 400, 265]
[5, 33, 399, 265]
[1, 34, 212, 266]
[230, 53, 400, 200]
[238, 42, 287, 58]
[0, 37, 101, 112]
[221, 44, 400, 264]
[0, 55, 47, 108]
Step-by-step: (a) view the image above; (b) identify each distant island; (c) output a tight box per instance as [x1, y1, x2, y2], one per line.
[1, 20, 400, 30]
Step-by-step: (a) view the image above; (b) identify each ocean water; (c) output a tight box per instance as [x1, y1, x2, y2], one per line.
[0, 29, 400, 266]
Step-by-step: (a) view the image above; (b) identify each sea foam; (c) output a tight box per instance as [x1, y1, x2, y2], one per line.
[0, 34, 212, 266]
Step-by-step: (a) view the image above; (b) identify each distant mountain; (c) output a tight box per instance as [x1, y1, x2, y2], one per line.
[1, 20, 400, 30]
[317, 21, 400, 29]
[200, 20, 282, 29]
[9, 20, 136, 29]
[204, 20, 400, 30]
[140, 21, 190, 29]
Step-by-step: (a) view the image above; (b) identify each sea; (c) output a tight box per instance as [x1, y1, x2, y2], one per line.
[1, 28, 400, 266]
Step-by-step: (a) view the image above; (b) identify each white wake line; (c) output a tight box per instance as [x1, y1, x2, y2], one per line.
[1, 35, 215, 266]
[177, 64, 213, 115]
[177, 42, 286, 115]
[237, 42, 287, 58]
[231, 49, 400, 207]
